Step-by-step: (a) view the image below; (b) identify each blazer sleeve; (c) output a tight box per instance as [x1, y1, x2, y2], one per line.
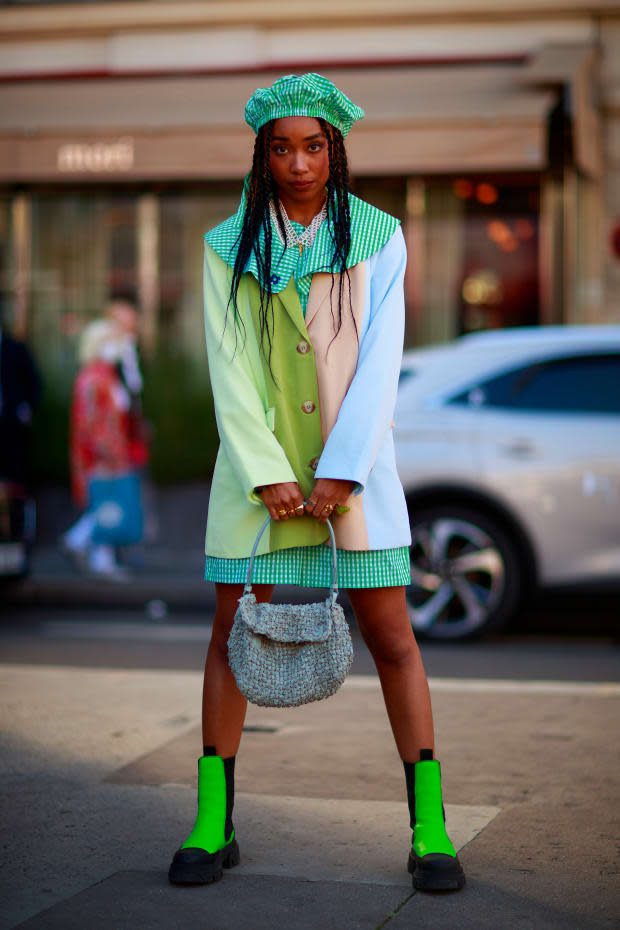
[203, 243, 297, 504]
[314, 226, 406, 493]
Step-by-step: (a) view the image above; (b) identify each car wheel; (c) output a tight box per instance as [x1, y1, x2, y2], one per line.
[406, 504, 523, 640]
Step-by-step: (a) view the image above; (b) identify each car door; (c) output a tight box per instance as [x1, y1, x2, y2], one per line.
[394, 368, 480, 489]
[458, 353, 620, 584]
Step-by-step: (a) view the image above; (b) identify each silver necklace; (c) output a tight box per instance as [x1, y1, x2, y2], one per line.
[269, 198, 327, 256]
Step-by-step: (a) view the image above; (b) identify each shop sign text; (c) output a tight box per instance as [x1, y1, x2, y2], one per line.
[57, 137, 134, 173]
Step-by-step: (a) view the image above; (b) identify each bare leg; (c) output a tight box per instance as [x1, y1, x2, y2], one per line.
[346, 586, 434, 762]
[202, 582, 274, 757]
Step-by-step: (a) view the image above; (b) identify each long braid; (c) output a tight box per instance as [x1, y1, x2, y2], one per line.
[318, 118, 354, 348]
[227, 118, 355, 372]
[228, 121, 276, 367]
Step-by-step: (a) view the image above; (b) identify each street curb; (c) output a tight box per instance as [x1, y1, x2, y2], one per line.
[1, 574, 215, 611]
[1, 573, 334, 612]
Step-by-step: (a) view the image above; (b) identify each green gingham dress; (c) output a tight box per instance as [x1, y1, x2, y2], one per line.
[204, 199, 411, 589]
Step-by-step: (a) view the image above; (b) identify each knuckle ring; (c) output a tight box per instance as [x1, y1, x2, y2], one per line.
[277, 508, 287, 516]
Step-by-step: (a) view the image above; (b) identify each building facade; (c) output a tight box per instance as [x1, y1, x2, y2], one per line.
[1, 0, 618, 480]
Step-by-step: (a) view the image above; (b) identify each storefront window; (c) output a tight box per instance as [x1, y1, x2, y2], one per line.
[453, 178, 539, 334]
[346, 174, 539, 347]
[23, 186, 242, 483]
[158, 186, 239, 362]
[419, 176, 540, 344]
[147, 185, 239, 481]
[30, 191, 137, 381]
[27, 192, 137, 481]
[352, 177, 406, 224]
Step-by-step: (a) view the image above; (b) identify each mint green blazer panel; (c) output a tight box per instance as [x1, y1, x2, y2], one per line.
[203, 243, 329, 558]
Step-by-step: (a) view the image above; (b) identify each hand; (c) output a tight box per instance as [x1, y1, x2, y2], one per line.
[305, 478, 354, 524]
[257, 481, 305, 521]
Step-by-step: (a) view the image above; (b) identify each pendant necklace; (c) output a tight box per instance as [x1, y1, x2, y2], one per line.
[269, 197, 327, 256]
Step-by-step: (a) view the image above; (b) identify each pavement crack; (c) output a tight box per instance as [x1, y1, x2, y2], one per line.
[373, 891, 415, 928]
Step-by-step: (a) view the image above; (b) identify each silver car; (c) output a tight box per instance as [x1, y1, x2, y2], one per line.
[394, 325, 620, 640]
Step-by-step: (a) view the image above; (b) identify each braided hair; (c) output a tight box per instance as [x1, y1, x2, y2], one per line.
[227, 118, 354, 373]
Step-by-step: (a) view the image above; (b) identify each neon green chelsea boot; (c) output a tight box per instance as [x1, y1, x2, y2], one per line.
[168, 751, 240, 885]
[404, 756, 466, 891]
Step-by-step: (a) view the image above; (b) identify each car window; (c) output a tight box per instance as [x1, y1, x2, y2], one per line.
[398, 369, 417, 386]
[449, 354, 620, 414]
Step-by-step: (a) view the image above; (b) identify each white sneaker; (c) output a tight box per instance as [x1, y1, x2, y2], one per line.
[89, 563, 131, 583]
[88, 545, 131, 583]
[59, 535, 89, 571]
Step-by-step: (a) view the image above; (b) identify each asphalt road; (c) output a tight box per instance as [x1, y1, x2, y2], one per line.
[0, 603, 618, 682]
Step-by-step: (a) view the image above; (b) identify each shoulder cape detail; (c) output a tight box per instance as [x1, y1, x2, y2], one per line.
[203, 186, 400, 294]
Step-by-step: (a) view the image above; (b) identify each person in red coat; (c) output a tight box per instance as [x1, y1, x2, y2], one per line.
[62, 319, 145, 580]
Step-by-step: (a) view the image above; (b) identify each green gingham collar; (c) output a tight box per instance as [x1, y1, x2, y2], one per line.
[203, 185, 400, 297]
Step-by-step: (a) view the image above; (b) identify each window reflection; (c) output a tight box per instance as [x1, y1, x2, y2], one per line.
[452, 177, 540, 334]
[30, 192, 137, 382]
[354, 174, 540, 346]
[158, 187, 238, 361]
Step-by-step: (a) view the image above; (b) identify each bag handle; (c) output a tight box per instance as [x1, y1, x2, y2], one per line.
[243, 508, 339, 604]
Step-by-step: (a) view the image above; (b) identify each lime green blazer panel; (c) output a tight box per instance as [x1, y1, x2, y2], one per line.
[245, 273, 330, 553]
[203, 244, 328, 558]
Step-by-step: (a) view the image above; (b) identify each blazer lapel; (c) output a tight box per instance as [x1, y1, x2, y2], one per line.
[274, 276, 310, 340]
[304, 273, 333, 330]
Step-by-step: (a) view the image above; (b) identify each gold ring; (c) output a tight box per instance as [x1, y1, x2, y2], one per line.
[277, 508, 287, 516]
[323, 503, 334, 513]
[294, 503, 305, 514]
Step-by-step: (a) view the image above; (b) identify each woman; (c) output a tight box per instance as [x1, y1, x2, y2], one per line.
[169, 73, 465, 892]
[62, 319, 143, 580]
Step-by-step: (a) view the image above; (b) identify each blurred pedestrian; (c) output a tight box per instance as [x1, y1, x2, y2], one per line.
[168, 74, 465, 892]
[106, 298, 150, 473]
[61, 318, 144, 580]
[106, 297, 156, 545]
[0, 301, 41, 485]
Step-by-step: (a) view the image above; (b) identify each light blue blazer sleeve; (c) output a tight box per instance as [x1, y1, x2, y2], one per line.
[314, 227, 407, 492]
[203, 243, 297, 503]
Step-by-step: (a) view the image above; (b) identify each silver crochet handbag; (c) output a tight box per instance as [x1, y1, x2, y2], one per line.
[227, 515, 353, 708]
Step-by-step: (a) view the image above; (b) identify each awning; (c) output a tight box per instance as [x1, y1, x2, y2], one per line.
[0, 60, 565, 180]
[515, 42, 602, 178]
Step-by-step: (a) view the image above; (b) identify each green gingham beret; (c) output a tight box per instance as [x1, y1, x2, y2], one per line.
[245, 73, 365, 138]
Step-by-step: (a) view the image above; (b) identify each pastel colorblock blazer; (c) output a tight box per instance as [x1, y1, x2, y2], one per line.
[203, 226, 412, 559]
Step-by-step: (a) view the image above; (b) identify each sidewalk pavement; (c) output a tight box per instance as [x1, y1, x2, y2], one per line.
[3, 482, 217, 612]
[1, 662, 618, 929]
[3, 543, 215, 612]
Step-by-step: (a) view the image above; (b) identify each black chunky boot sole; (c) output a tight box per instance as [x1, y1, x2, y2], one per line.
[168, 838, 240, 885]
[408, 849, 466, 892]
